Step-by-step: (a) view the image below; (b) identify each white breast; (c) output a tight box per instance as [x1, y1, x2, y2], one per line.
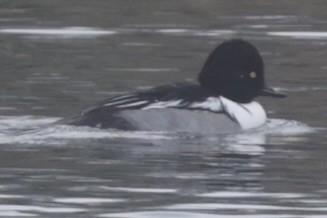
[220, 96, 267, 130]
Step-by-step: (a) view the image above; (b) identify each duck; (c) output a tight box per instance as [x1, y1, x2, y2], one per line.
[63, 39, 286, 134]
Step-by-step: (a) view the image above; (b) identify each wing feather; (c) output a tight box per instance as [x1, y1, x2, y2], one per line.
[84, 84, 223, 113]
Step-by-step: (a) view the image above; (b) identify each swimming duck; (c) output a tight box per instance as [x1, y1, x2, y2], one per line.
[64, 39, 286, 133]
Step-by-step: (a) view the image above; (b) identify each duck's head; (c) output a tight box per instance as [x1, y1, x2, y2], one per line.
[198, 39, 286, 103]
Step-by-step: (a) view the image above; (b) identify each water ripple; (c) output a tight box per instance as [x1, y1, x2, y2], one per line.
[0, 204, 86, 213]
[99, 211, 295, 218]
[267, 31, 327, 39]
[0, 27, 117, 38]
[53, 197, 125, 204]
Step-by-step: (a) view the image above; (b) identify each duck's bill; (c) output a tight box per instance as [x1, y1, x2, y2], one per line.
[260, 86, 286, 98]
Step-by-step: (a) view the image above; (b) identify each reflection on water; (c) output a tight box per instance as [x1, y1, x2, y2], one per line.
[0, 116, 325, 217]
[0, 0, 327, 217]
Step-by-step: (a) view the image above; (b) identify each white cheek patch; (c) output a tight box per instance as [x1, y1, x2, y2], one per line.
[220, 96, 266, 130]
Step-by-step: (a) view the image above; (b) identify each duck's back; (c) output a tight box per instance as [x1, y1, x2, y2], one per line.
[63, 83, 266, 133]
[64, 84, 217, 130]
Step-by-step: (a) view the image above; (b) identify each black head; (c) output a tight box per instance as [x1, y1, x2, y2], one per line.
[198, 39, 285, 103]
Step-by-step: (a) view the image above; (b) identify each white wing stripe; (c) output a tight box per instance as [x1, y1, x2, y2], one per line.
[142, 100, 183, 110]
[110, 94, 136, 101]
[116, 101, 149, 108]
[104, 97, 139, 106]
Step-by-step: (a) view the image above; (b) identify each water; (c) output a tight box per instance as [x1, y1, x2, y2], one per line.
[0, 0, 326, 217]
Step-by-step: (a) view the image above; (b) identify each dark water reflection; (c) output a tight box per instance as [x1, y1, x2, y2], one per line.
[0, 0, 327, 217]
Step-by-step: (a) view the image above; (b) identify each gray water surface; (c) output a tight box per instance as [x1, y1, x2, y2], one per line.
[0, 1, 327, 217]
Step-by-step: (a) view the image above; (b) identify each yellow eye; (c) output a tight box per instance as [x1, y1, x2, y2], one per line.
[249, 71, 257, 78]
